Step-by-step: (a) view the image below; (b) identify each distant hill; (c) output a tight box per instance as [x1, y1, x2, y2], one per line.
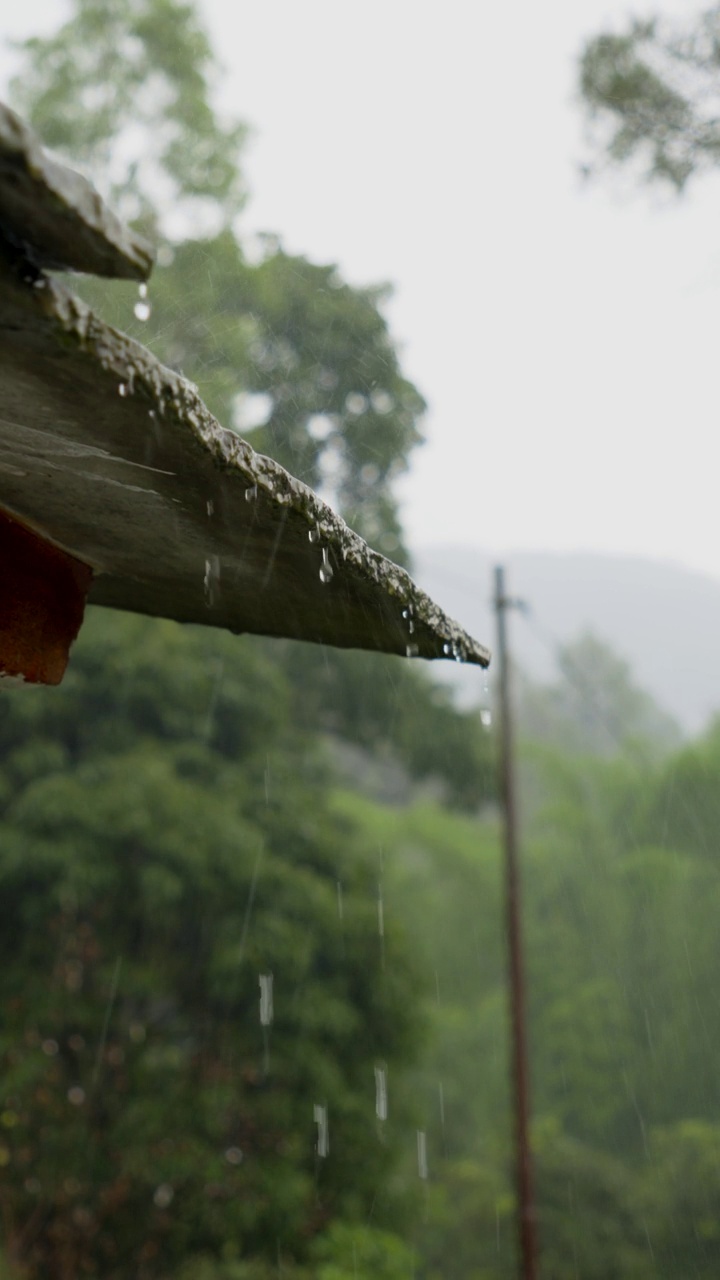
[413, 547, 720, 736]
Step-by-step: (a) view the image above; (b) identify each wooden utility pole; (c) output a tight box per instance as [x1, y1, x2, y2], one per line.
[494, 565, 538, 1280]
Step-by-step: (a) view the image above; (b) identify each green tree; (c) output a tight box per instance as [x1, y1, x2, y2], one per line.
[517, 633, 681, 758]
[578, 7, 720, 192]
[0, 612, 425, 1278]
[642, 1120, 720, 1279]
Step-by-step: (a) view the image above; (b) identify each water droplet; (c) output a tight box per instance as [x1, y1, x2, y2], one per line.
[134, 285, 151, 321]
[374, 1065, 388, 1121]
[405, 643, 419, 658]
[206, 500, 214, 517]
[225, 1146, 243, 1165]
[481, 708, 493, 727]
[308, 526, 321, 544]
[417, 1130, 428, 1180]
[245, 485, 258, 502]
[204, 556, 220, 606]
[313, 1104, 329, 1158]
[67, 1086, 85, 1107]
[442, 641, 453, 656]
[118, 382, 127, 397]
[319, 547, 334, 584]
[259, 973, 274, 1027]
[402, 605, 415, 633]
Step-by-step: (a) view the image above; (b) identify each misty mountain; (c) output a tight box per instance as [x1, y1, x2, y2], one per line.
[413, 547, 720, 736]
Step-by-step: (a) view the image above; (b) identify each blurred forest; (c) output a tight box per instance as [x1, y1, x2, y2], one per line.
[3, 1, 720, 1277]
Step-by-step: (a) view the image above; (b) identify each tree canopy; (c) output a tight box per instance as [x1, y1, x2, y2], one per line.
[579, 6, 720, 193]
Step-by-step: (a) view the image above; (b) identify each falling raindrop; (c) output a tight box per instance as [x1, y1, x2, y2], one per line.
[374, 1064, 388, 1121]
[314, 1103, 329, 1157]
[204, 555, 220, 606]
[206, 500, 214, 517]
[442, 641, 453, 657]
[134, 283, 151, 322]
[308, 526, 321, 544]
[259, 973, 274, 1027]
[118, 382, 128, 397]
[481, 708, 493, 727]
[319, 547, 334, 584]
[405, 643, 419, 658]
[245, 485, 258, 502]
[417, 1130, 428, 1180]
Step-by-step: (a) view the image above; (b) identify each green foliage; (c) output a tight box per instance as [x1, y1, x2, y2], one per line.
[579, 10, 720, 192]
[518, 633, 681, 758]
[532, 1121, 655, 1280]
[0, 612, 425, 1278]
[642, 1121, 720, 1278]
[5, 612, 720, 1276]
[284, 644, 494, 810]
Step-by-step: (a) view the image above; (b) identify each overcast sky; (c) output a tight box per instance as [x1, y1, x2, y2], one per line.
[3, 0, 719, 583]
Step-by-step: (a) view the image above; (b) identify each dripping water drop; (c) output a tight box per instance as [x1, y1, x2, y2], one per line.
[259, 973, 274, 1027]
[313, 1104, 329, 1158]
[134, 282, 152, 322]
[319, 547, 334, 584]
[374, 1064, 388, 1121]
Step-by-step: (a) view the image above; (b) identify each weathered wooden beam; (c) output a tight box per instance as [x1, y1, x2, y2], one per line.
[0, 102, 490, 684]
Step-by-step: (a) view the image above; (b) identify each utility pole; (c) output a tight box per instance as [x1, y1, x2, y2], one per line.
[494, 565, 538, 1280]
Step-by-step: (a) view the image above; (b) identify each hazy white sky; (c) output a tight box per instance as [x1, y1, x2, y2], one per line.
[3, 0, 720, 581]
